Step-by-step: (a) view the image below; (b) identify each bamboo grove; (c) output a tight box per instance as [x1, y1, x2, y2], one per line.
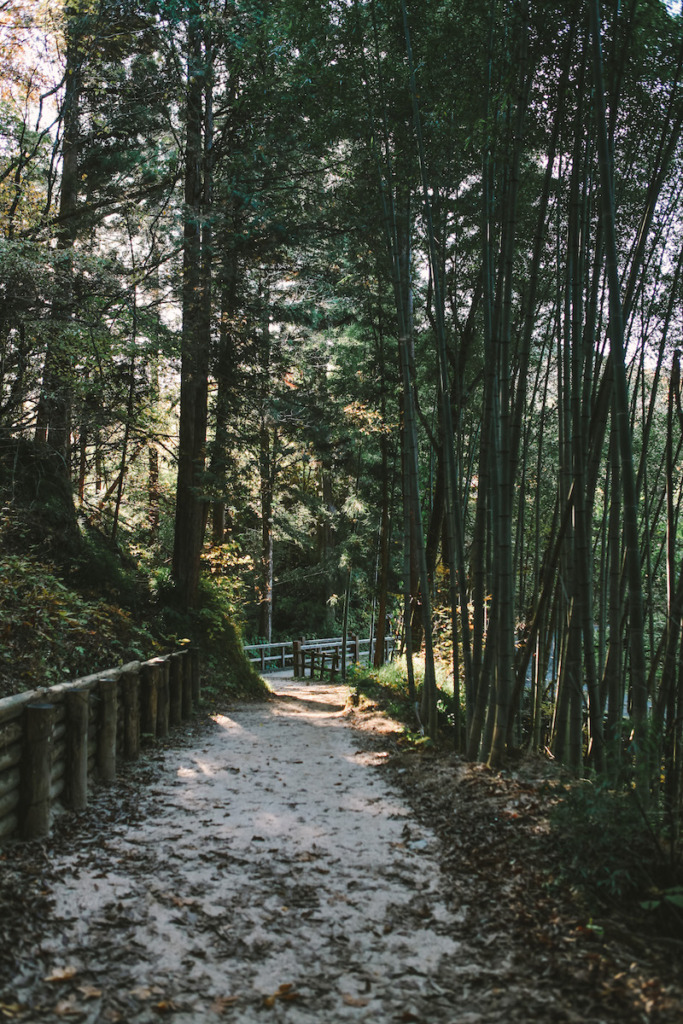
[2, 0, 683, 805]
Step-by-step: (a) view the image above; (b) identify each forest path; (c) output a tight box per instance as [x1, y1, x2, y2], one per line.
[6, 674, 465, 1023]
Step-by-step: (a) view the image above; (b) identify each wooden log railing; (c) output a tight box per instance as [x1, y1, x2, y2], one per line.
[0, 648, 201, 844]
[244, 634, 395, 677]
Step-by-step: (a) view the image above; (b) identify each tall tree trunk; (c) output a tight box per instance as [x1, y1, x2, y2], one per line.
[374, 312, 392, 667]
[210, 221, 239, 546]
[172, 5, 213, 610]
[34, 3, 82, 467]
[257, 421, 275, 644]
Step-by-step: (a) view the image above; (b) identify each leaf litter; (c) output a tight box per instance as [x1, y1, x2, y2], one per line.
[0, 672, 681, 1022]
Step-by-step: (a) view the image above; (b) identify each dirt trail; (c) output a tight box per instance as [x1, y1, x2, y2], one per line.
[5, 674, 683, 1024]
[4, 675, 462, 1023]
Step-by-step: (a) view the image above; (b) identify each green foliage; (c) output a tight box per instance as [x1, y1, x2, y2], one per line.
[3, 0, 683, 785]
[0, 554, 159, 697]
[347, 661, 414, 723]
[348, 658, 453, 741]
[0, 440, 262, 702]
[641, 886, 683, 913]
[0, 440, 81, 558]
[550, 777, 672, 904]
[156, 570, 270, 702]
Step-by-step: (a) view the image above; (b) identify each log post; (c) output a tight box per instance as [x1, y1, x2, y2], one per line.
[189, 648, 201, 705]
[65, 689, 89, 811]
[310, 650, 316, 679]
[353, 635, 360, 664]
[140, 661, 159, 740]
[331, 650, 339, 682]
[21, 703, 55, 838]
[181, 651, 192, 719]
[157, 658, 170, 736]
[293, 640, 301, 679]
[121, 670, 140, 760]
[169, 654, 183, 726]
[98, 678, 118, 784]
[320, 652, 327, 679]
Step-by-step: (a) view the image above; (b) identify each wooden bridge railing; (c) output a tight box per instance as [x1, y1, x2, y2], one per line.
[243, 635, 395, 677]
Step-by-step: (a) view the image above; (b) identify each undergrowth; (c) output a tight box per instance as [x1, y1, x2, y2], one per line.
[0, 439, 265, 702]
[550, 774, 683, 937]
[0, 554, 159, 697]
[350, 653, 683, 939]
[346, 658, 456, 745]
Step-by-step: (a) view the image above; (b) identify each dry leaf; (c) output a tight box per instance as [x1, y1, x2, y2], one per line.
[153, 1000, 177, 1014]
[54, 999, 84, 1018]
[210, 995, 240, 1013]
[171, 895, 195, 907]
[0, 1004, 23, 1019]
[77, 985, 102, 1000]
[263, 984, 300, 1008]
[342, 994, 369, 1007]
[276, 984, 300, 1001]
[130, 987, 152, 1000]
[45, 967, 79, 984]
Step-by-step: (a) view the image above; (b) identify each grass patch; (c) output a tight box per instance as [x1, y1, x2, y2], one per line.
[346, 657, 456, 745]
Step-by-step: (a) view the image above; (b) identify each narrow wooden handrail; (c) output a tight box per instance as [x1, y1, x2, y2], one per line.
[0, 648, 202, 844]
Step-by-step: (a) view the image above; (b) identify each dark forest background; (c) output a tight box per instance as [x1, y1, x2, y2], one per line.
[2, 0, 683, 825]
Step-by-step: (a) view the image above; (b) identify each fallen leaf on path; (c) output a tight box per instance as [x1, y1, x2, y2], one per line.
[153, 1000, 177, 1014]
[45, 967, 79, 983]
[77, 985, 102, 1000]
[342, 994, 370, 1007]
[0, 1003, 23, 1018]
[130, 987, 152, 1000]
[171, 895, 195, 907]
[263, 984, 300, 1008]
[54, 998, 84, 1018]
[210, 995, 240, 1013]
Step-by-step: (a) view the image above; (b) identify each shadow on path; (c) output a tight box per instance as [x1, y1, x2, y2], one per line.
[4, 673, 458, 1024]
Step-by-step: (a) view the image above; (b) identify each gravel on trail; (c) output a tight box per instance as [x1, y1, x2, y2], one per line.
[2, 674, 459, 1023]
[2, 673, 682, 1024]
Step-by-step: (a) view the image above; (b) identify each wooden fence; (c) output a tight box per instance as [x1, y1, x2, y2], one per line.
[0, 648, 200, 843]
[243, 635, 395, 676]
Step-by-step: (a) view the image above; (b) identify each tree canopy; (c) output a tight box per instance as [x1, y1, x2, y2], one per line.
[3, 0, 683, 813]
